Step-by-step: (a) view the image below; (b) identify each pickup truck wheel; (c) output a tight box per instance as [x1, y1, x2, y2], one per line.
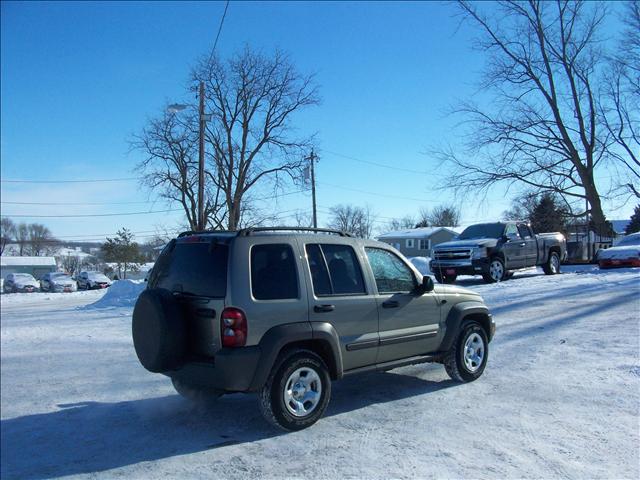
[259, 349, 331, 431]
[444, 321, 489, 382]
[434, 271, 457, 284]
[543, 252, 561, 275]
[483, 258, 505, 283]
[171, 378, 223, 404]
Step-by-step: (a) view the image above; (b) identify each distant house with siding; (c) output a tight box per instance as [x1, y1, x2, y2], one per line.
[0, 256, 57, 279]
[377, 227, 461, 258]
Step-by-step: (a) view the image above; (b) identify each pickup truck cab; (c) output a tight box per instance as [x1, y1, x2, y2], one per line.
[430, 222, 566, 284]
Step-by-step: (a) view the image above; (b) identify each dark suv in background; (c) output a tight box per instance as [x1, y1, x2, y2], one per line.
[132, 228, 495, 430]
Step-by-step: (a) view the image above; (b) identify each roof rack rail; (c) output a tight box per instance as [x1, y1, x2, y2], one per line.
[238, 227, 353, 237]
[177, 230, 236, 238]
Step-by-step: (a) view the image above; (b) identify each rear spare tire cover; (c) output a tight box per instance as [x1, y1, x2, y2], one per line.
[132, 288, 186, 373]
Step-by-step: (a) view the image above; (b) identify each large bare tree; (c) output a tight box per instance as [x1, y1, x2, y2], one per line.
[134, 111, 227, 231]
[194, 47, 319, 230]
[1, 218, 16, 255]
[602, 1, 639, 198]
[439, 1, 614, 233]
[327, 204, 376, 238]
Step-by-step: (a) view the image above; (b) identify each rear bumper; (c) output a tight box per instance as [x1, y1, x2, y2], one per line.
[599, 258, 640, 268]
[430, 257, 491, 276]
[165, 346, 262, 393]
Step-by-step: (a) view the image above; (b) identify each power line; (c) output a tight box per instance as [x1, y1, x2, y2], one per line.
[209, 0, 230, 63]
[322, 149, 431, 175]
[1, 177, 142, 184]
[1, 208, 183, 219]
[1, 200, 157, 206]
[317, 181, 442, 203]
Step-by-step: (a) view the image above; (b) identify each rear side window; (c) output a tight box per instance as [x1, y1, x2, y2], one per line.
[306, 243, 366, 296]
[251, 244, 298, 300]
[150, 240, 228, 298]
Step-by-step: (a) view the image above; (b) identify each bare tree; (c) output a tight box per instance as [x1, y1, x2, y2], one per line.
[426, 205, 461, 227]
[1, 218, 16, 255]
[194, 47, 320, 230]
[602, 1, 640, 198]
[439, 1, 613, 233]
[327, 204, 376, 238]
[133, 111, 227, 230]
[16, 223, 29, 256]
[386, 215, 415, 231]
[28, 223, 58, 256]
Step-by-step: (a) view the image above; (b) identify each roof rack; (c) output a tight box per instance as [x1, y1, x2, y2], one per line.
[177, 230, 236, 238]
[237, 227, 353, 237]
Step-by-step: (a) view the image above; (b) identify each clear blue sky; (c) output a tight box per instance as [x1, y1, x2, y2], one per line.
[1, 1, 632, 242]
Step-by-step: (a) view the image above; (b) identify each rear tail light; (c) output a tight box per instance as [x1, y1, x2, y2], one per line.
[221, 307, 247, 348]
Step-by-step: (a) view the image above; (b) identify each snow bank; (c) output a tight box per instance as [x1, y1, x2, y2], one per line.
[408, 256, 431, 275]
[87, 280, 146, 308]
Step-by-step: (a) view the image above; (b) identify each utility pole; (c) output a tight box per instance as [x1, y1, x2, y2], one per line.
[198, 81, 206, 231]
[307, 150, 318, 228]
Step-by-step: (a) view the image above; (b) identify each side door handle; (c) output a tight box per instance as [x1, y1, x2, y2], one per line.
[519, 242, 526, 247]
[314, 304, 335, 313]
[382, 300, 399, 309]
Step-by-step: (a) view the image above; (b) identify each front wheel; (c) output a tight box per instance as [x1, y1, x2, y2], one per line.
[482, 257, 506, 283]
[259, 349, 331, 431]
[443, 322, 489, 382]
[543, 252, 561, 275]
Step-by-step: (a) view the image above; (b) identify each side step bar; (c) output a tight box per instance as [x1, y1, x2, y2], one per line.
[342, 353, 443, 377]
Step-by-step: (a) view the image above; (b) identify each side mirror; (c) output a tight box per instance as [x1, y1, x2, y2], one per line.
[419, 275, 434, 294]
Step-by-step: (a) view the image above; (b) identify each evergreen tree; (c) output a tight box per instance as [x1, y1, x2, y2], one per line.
[625, 205, 640, 234]
[529, 194, 568, 234]
[101, 228, 144, 279]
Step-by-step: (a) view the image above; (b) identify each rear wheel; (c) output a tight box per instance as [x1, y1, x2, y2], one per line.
[543, 252, 561, 275]
[259, 349, 331, 431]
[444, 321, 489, 382]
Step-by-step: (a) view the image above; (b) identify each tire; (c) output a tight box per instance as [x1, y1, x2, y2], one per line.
[259, 349, 331, 431]
[543, 251, 561, 275]
[132, 288, 186, 373]
[483, 257, 506, 283]
[434, 271, 457, 284]
[171, 377, 223, 404]
[444, 321, 489, 382]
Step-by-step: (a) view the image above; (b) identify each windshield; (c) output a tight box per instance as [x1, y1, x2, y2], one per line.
[617, 234, 640, 246]
[14, 274, 36, 281]
[458, 223, 505, 240]
[149, 239, 228, 298]
[52, 274, 72, 281]
[88, 272, 108, 280]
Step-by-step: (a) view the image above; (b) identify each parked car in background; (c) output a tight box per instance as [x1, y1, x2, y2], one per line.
[77, 271, 111, 290]
[597, 232, 640, 269]
[40, 272, 77, 293]
[430, 222, 567, 284]
[3, 273, 40, 293]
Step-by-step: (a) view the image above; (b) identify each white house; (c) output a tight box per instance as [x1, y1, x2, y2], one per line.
[377, 227, 462, 257]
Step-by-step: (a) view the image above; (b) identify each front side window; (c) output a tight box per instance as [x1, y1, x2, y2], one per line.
[305, 243, 366, 296]
[251, 244, 298, 300]
[505, 224, 521, 240]
[365, 248, 416, 293]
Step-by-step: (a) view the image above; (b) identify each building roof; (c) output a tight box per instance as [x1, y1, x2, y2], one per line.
[377, 226, 461, 240]
[0, 256, 57, 267]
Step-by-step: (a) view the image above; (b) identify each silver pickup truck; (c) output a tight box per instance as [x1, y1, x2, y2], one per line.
[430, 221, 567, 284]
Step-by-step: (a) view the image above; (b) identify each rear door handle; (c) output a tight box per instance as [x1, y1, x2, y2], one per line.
[382, 300, 399, 309]
[314, 304, 335, 313]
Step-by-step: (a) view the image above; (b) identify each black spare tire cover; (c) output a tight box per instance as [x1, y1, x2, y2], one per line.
[132, 288, 186, 373]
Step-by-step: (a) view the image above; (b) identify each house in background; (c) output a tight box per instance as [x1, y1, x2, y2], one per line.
[0, 256, 57, 279]
[377, 227, 461, 258]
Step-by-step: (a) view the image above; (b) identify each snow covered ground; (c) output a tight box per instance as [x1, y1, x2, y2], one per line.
[1, 266, 639, 479]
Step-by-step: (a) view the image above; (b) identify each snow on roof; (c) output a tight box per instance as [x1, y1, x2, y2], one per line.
[611, 219, 631, 234]
[0, 256, 57, 267]
[377, 226, 460, 240]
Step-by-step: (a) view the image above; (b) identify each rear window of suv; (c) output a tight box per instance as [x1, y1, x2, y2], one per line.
[149, 239, 228, 298]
